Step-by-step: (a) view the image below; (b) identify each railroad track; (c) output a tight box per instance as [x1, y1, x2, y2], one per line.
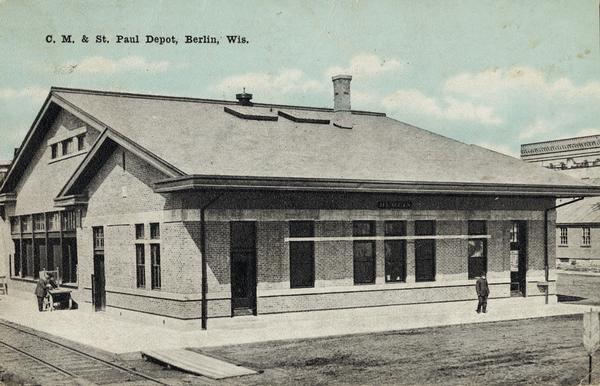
[0, 320, 169, 385]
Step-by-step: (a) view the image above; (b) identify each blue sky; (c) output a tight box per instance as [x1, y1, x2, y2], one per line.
[0, 0, 598, 160]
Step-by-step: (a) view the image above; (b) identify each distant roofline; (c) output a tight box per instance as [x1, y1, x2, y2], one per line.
[50, 86, 387, 117]
[521, 133, 600, 147]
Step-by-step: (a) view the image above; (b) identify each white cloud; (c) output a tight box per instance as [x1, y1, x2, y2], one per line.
[573, 128, 600, 138]
[325, 53, 402, 79]
[445, 66, 600, 102]
[382, 89, 502, 125]
[213, 68, 324, 99]
[475, 142, 519, 158]
[519, 119, 555, 140]
[60, 56, 170, 74]
[0, 86, 48, 101]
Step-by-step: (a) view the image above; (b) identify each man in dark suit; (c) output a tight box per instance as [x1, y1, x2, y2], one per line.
[34, 272, 58, 311]
[476, 274, 489, 313]
[34, 272, 48, 312]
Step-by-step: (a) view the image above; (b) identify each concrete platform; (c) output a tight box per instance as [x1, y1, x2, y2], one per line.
[0, 290, 595, 354]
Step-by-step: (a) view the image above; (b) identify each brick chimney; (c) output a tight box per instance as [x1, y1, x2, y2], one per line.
[332, 75, 352, 111]
[332, 75, 353, 128]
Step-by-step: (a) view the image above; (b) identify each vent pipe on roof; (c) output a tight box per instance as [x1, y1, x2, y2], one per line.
[236, 88, 253, 106]
[332, 75, 353, 129]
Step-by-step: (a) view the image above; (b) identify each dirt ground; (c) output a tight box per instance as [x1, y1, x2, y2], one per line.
[195, 314, 594, 385]
[184, 274, 600, 385]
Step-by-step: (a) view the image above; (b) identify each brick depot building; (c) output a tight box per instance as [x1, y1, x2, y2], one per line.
[1, 77, 599, 328]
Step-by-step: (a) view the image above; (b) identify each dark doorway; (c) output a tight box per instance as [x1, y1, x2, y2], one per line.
[415, 220, 436, 282]
[385, 221, 407, 282]
[510, 221, 527, 297]
[92, 227, 106, 311]
[230, 222, 257, 316]
[93, 254, 106, 311]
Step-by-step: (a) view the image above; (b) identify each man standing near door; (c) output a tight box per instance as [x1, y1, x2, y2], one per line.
[476, 274, 489, 313]
[34, 272, 49, 311]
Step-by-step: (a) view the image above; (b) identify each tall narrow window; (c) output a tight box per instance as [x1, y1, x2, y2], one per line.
[62, 210, 76, 231]
[136, 244, 145, 288]
[10, 217, 19, 234]
[50, 143, 58, 159]
[135, 224, 145, 240]
[93, 227, 104, 251]
[559, 227, 568, 246]
[385, 221, 406, 282]
[47, 212, 60, 231]
[468, 221, 487, 279]
[62, 138, 73, 156]
[415, 220, 436, 282]
[150, 223, 160, 239]
[13, 240, 21, 277]
[353, 221, 376, 284]
[582, 227, 591, 246]
[21, 216, 31, 233]
[77, 134, 86, 151]
[22, 239, 32, 277]
[33, 214, 45, 232]
[151, 244, 161, 289]
[510, 222, 518, 243]
[289, 221, 315, 288]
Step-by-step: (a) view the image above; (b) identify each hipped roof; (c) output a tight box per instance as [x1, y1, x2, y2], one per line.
[3, 87, 600, 199]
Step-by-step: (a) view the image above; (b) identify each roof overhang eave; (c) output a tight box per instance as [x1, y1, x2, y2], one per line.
[0, 193, 16, 206]
[153, 175, 600, 197]
[54, 194, 88, 207]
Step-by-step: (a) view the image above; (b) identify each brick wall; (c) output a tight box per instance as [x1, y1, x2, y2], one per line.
[85, 148, 168, 219]
[315, 221, 353, 283]
[257, 221, 288, 286]
[205, 220, 230, 293]
[436, 220, 467, 278]
[257, 283, 509, 314]
[527, 220, 546, 272]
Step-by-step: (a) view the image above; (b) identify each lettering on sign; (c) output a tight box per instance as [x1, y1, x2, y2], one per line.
[583, 310, 600, 355]
[377, 201, 413, 209]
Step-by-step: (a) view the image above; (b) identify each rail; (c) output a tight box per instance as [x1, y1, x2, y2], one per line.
[0, 319, 169, 385]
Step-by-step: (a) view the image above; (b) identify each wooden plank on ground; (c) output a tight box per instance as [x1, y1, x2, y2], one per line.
[141, 349, 257, 379]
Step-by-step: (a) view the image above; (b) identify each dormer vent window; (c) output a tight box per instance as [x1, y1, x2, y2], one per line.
[48, 126, 88, 162]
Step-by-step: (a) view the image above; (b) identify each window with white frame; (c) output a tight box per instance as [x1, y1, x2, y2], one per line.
[582, 227, 591, 246]
[559, 227, 568, 246]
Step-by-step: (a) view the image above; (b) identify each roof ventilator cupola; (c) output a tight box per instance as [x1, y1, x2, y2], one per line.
[332, 75, 353, 129]
[236, 88, 253, 106]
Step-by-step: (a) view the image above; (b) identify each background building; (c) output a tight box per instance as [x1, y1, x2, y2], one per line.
[522, 135, 600, 269]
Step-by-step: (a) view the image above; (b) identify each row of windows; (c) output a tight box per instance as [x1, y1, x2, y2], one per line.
[10, 211, 77, 233]
[50, 134, 86, 159]
[92, 223, 162, 290]
[559, 227, 591, 246]
[135, 223, 160, 240]
[10, 211, 79, 283]
[288, 220, 488, 288]
[11, 237, 78, 283]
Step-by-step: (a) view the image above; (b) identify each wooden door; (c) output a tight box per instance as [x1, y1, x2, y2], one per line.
[230, 222, 257, 316]
[93, 254, 106, 311]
